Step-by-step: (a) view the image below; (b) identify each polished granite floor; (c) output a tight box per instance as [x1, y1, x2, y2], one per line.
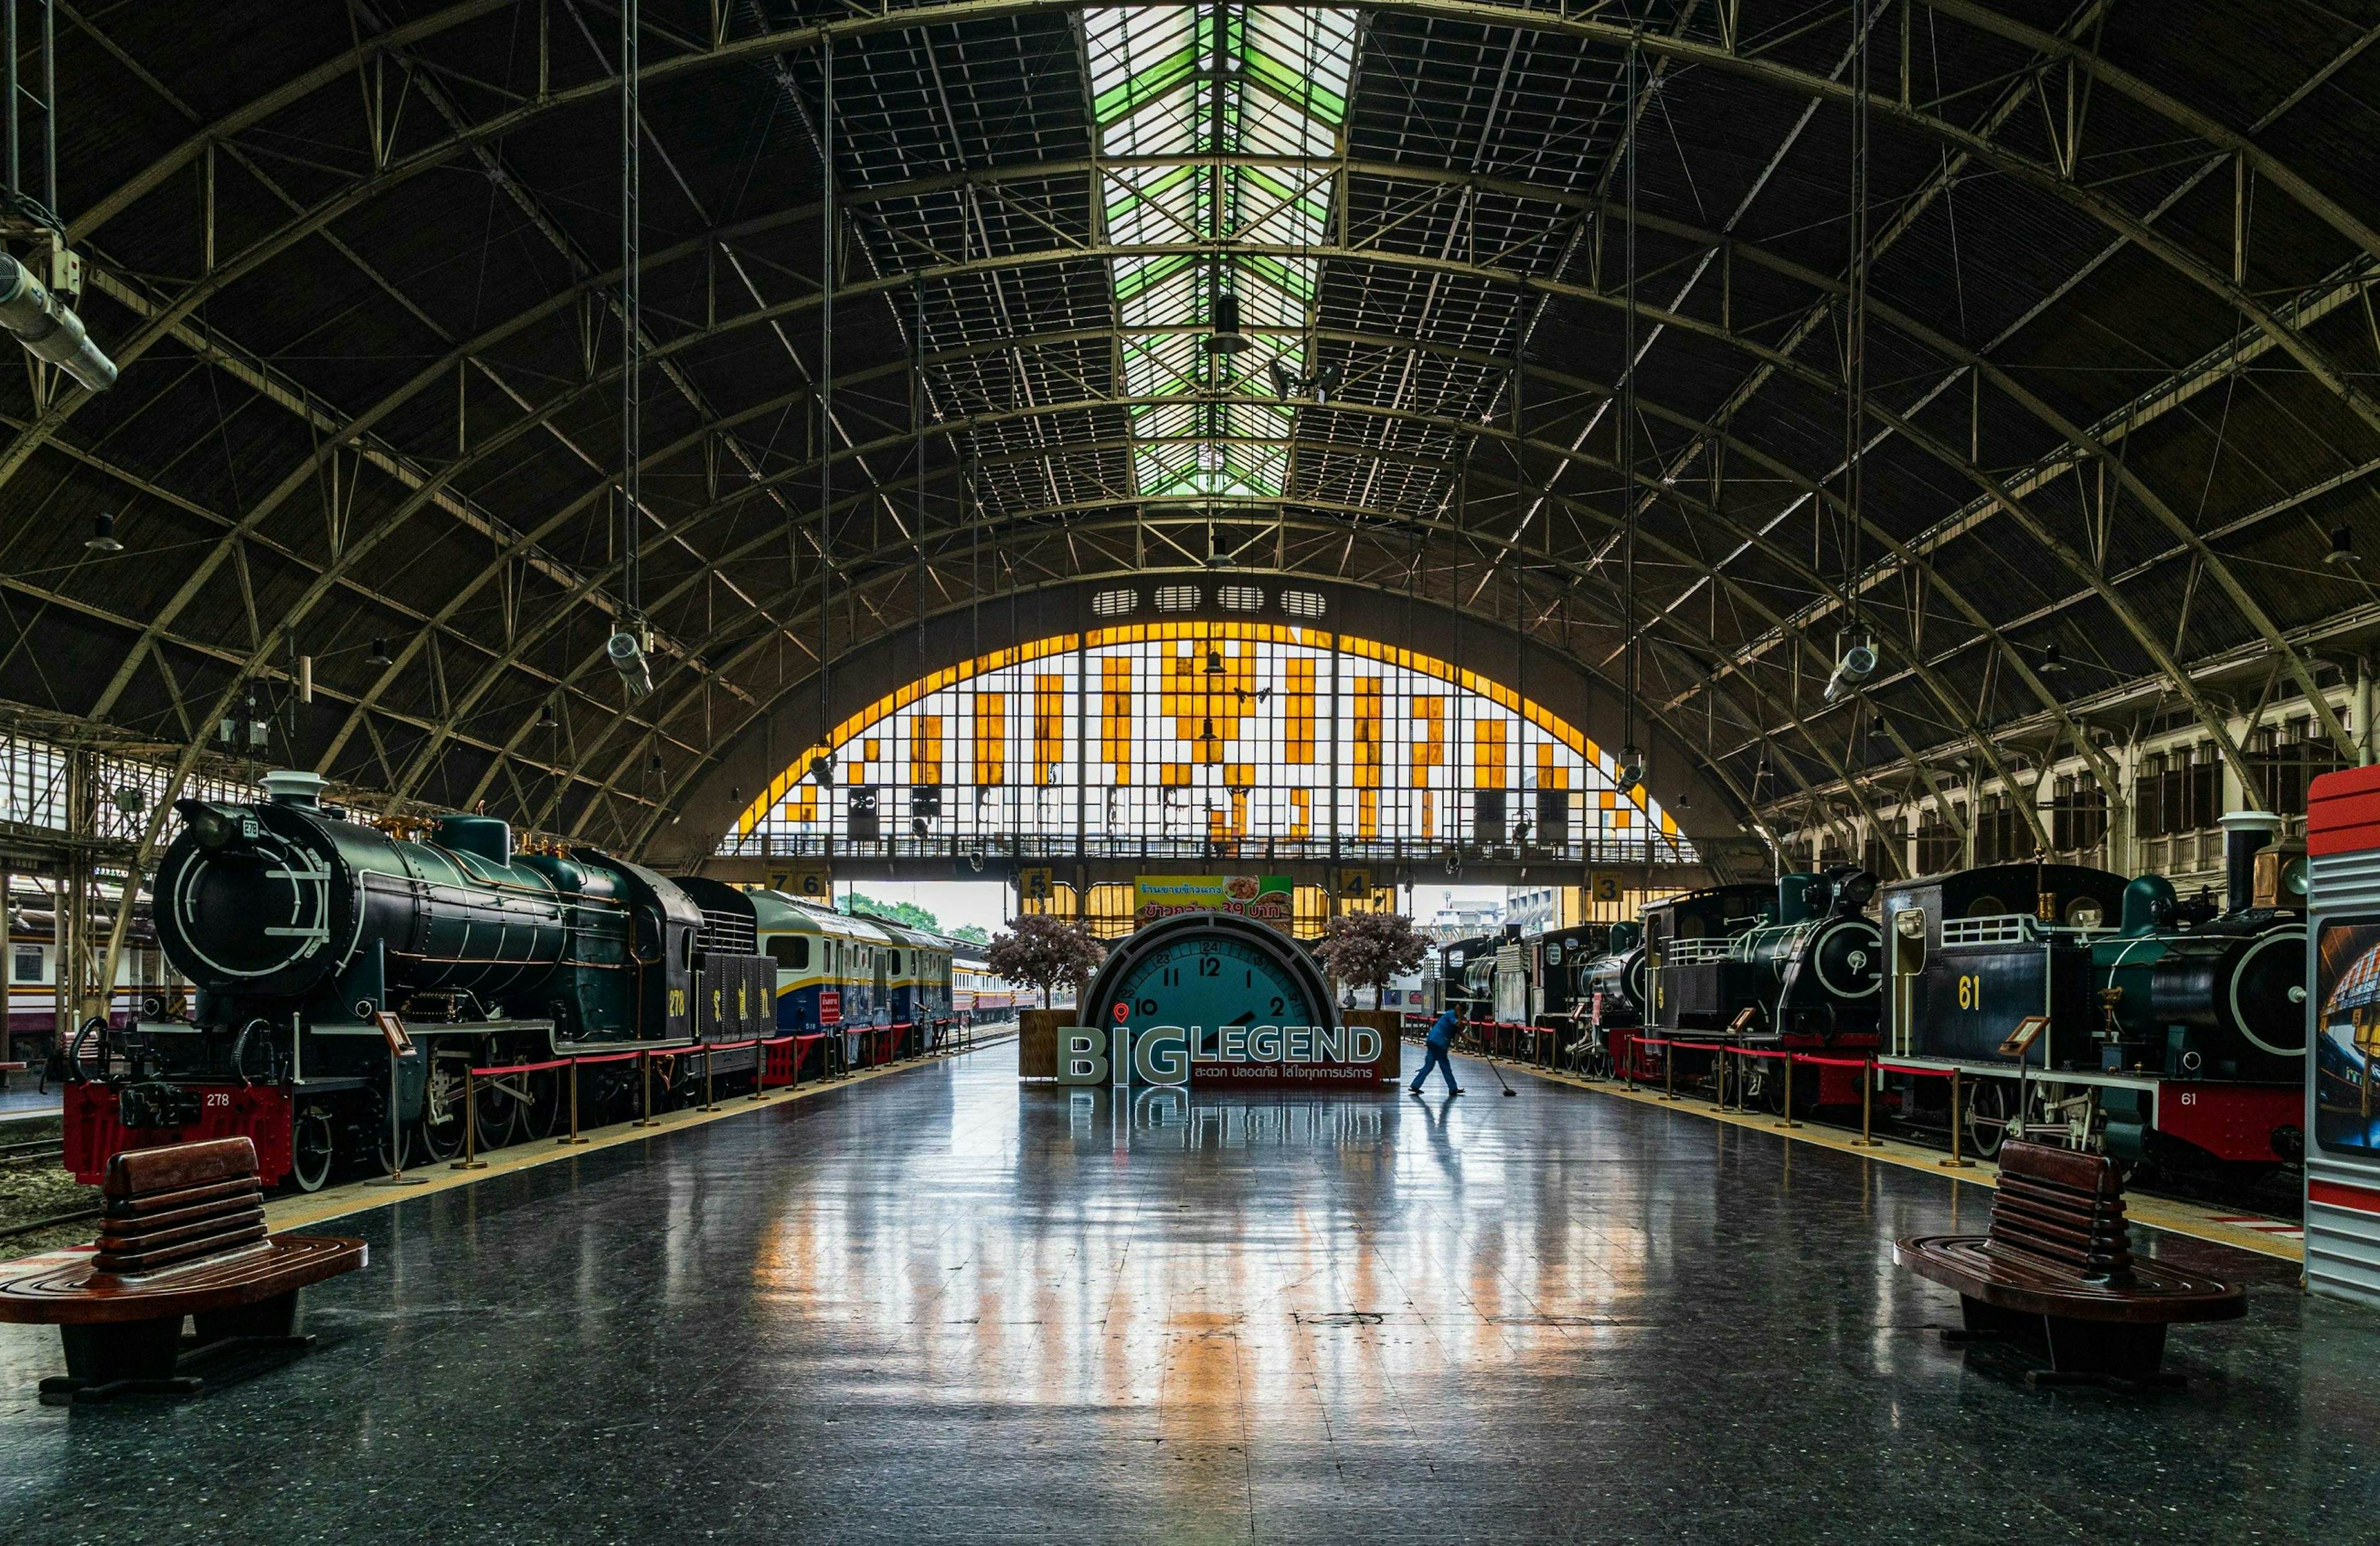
[0, 1048, 2372, 1544]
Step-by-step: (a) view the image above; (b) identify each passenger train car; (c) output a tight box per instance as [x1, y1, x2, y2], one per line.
[6, 896, 177, 1066]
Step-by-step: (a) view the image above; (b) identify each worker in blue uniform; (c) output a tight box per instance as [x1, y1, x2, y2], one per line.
[1410, 1007, 1463, 1095]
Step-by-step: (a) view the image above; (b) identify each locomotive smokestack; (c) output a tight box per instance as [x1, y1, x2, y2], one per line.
[2218, 810, 2283, 914]
[261, 769, 325, 808]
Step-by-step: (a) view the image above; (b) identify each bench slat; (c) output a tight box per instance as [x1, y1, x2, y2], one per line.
[97, 1204, 268, 1260]
[104, 1137, 258, 1201]
[94, 1224, 271, 1278]
[107, 1177, 263, 1219]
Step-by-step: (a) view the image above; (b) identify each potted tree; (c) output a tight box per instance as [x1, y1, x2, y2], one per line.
[988, 914, 1109, 1079]
[1313, 911, 1429, 1082]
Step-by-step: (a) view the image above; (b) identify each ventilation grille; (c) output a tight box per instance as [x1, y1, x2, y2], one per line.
[1154, 585, 1200, 612]
[1218, 585, 1264, 612]
[1091, 588, 1137, 617]
[1281, 589, 1327, 618]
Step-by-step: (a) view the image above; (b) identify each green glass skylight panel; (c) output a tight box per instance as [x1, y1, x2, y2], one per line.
[1087, 4, 1355, 501]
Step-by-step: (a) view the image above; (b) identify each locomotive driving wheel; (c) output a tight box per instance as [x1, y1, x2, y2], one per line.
[1965, 1079, 2018, 1159]
[288, 1103, 337, 1193]
[518, 1067, 562, 1139]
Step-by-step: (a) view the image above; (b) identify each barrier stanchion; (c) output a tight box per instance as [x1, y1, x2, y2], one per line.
[632, 1049, 657, 1128]
[451, 1067, 488, 1170]
[1622, 1032, 1636, 1092]
[1659, 1040, 1678, 1102]
[702, 1048, 716, 1111]
[1773, 1049, 1800, 1130]
[1853, 1059, 1884, 1147]
[562, 1058, 588, 1145]
[1941, 1068, 1975, 1168]
[1709, 1046, 1731, 1113]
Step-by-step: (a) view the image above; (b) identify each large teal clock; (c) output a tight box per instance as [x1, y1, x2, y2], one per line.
[1086, 911, 1336, 1076]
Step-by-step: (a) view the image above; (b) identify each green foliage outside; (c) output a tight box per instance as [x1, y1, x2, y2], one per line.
[837, 891, 992, 947]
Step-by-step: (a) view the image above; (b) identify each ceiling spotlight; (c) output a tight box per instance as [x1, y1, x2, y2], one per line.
[1616, 746, 1645, 790]
[810, 749, 837, 788]
[1204, 647, 1226, 678]
[1821, 642, 1879, 705]
[537, 702, 558, 728]
[2329, 525, 2359, 567]
[648, 752, 664, 774]
[367, 637, 394, 668]
[1204, 290, 1252, 355]
[2039, 641, 2067, 674]
[1267, 359, 1342, 402]
[606, 629, 654, 700]
[84, 510, 123, 553]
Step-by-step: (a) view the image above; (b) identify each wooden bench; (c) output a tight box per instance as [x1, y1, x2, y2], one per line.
[1894, 1138, 2244, 1389]
[0, 1136, 366, 1405]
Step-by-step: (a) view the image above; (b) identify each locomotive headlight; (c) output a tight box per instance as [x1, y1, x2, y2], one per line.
[606, 629, 654, 700]
[177, 798, 256, 851]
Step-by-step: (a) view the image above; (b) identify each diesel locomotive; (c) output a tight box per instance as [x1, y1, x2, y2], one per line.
[1880, 814, 2308, 1170]
[58, 772, 995, 1191]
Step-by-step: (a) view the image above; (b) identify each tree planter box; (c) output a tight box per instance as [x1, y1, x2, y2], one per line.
[1018, 1009, 1070, 1081]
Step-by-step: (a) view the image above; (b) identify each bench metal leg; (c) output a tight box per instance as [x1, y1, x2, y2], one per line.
[45, 1316, 193, 1405]
[1942, 1295, 2183, 1391]
[42, 1291, 317, 1407]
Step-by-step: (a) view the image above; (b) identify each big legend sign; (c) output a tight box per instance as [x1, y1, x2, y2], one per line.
[1056, 1022, 1391, 1089]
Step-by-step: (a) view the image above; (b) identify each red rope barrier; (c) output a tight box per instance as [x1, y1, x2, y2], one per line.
[467, 1056, 574, 1077]
[568, 1049, 645, 1066]
[1876, 1059, 1954, 1079]
[1791, 1053, 1878, 1070]
[1732, 1047, 1792, 1062]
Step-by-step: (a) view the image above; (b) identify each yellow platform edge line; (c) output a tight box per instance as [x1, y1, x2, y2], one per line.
[1496, 1056, 2306, 1265]
[265, 1033, 1017, 1236]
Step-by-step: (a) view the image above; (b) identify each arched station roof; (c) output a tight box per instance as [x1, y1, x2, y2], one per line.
[4, 1, 2379, 871]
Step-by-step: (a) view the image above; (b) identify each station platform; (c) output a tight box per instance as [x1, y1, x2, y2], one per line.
[0, 1046, 2369, 1543]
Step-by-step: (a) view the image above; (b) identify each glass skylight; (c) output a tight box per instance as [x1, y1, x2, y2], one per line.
[1085, 4, 1355, 501]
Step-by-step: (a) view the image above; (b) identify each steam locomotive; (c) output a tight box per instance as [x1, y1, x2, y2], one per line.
[1629, 872, 1885, 1108]
[1567, 921, 1649, 1074]
[1880, 815, 2308, 1170]
[57, 772, 981, 1191]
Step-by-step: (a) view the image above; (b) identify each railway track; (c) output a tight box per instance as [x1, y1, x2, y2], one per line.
[0, 1204, 97, 1242]
[0, 1137, 63, 1167]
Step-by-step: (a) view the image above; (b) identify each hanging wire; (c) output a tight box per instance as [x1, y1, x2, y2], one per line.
[1841, 1, 1872, 640]
[1620, 34, 1641, 783]
[619, 0, 641, 624]
[818, 35, 835, 772]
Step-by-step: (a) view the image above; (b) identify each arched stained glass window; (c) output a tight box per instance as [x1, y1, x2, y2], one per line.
[721, 624, 1690, 865]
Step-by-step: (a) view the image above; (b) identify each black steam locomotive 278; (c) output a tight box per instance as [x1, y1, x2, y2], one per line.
[1879, 812, 2307, 1170]
[61, 771, 777, 1190]
[1624, 870, 1884, 1109]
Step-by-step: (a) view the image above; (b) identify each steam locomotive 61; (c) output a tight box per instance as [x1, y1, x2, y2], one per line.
[1880, 815, 2307, 1170]
[58, 771, 974, 1191]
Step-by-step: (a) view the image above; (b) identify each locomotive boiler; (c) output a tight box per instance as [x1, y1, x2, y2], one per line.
[1881, 813, 2308, 1169]
[62, 771, 775, 1190]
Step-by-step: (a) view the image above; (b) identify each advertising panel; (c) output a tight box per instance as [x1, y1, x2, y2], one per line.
[1132, 875, 1292, 928]
[2316, 916, 2380, 1155]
